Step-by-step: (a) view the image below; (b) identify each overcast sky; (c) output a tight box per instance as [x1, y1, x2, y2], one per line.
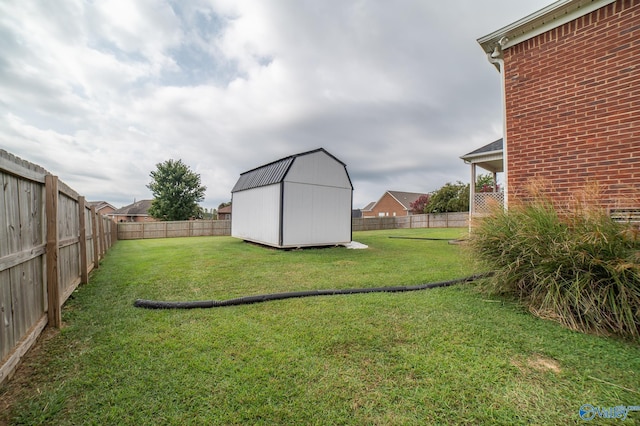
[1, 0, 552, 210]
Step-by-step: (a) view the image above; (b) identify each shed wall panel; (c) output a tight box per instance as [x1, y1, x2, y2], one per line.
[284, 151, 351, 189]
[231, 184, 281, 246]
[281, 183, 351, 247]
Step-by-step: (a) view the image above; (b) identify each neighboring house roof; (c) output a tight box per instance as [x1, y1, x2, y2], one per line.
[111, 199, 153, 216]
[386, 191, 427, 211]
[232, 148, 352, 193]
[87, 201, 116, 212]
[460, 138, 504, 173]
[478, 0, 614, 61]
[218, 205, 232, 214]
[362, 201, 376, 211]
[461, 138, 503, 159]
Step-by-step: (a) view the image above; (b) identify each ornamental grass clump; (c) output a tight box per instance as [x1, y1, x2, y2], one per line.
[470, 183, 640, 340]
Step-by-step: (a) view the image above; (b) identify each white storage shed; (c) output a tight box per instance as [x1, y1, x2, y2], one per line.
[231, 148, 353, 248]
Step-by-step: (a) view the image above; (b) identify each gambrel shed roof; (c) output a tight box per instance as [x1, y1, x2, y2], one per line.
[232, 148, 353, 193]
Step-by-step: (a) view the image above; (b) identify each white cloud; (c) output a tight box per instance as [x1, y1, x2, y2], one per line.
[0, 0, 551, 209]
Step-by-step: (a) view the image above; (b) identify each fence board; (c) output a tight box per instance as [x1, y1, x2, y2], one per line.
[0, 175, 7, 259]
[5, 175, 21, 255]
[91, 206, 99, 270]
[98, 214, 104, 259]
[117, 220, 232, 240]
[0, 245, 46, 273]
[78, 198, 88, 285]
[45, 175, 61, 328]
[352, 213, 468, 232]
[0, 149, 114, 385]
[0, 314, 47, 384]
[167, 222, 189, 238]
[0, 270, 13, 361]
[0, 150, 46, 184]
[85, 206, 95, 271]
[117, 214, 465, 240]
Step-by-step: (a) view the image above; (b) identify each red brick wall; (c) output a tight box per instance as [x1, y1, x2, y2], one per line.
[503, 0, 640, 210]
[363, 193, 408, 217]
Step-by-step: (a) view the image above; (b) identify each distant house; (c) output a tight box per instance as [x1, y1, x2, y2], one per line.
[361, 201, 376, 216]
[217, 205, 231, 220]
[362, 191, 428, 217]
[231, 148, 353, 248]
[109, 200, 156, 223]
[87, 201, 116, 216]
[461, 138, 504, 216]
[477, 0, 640, 217]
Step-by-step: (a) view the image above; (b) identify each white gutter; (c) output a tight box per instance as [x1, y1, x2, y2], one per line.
[487, 38, 508, 209]
[478, 0, 617, 54]
[460, 149, 504, 162]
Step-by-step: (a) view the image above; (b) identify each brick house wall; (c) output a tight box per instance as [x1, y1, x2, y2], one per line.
[502, 0, 639, 210]
[365, 192, 407, 217]
[363, 191, 427, 217]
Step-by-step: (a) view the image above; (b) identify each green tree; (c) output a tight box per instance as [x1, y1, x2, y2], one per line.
[425, 181, 469, 213]
[476, 174, 499, 193]
[147, 159, 207, 221]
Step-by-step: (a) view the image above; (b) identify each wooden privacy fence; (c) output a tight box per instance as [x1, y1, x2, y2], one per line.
[118, 212, 468, 240]
[118, 220, 231, 240]
[1, 150, 115, 384]
[352, 213, 468, 231]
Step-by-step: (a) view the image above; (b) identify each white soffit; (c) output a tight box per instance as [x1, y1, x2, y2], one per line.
[478, 0, 617, 53]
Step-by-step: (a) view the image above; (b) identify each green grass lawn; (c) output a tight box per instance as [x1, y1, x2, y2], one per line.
[1, 229, 639, 425]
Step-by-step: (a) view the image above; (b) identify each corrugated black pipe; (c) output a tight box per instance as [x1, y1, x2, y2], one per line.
[133, 273, 493, 310]
[388, 236, 453, 241]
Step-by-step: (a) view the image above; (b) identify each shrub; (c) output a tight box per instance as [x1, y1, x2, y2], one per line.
[470, 183, 640, 340]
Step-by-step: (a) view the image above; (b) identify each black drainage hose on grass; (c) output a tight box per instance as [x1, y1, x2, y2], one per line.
[133, 273, 493, 310]
[388, 236, 454, 241]
[387, 237, 468, 244]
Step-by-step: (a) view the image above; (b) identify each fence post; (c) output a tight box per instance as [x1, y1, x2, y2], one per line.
[78, 196, 89, 285]
[98, 213, 105, 260]
[91, 206, 99, 270]
[45, 175, 61, 328]
[111, 219, 117, 242]
[103, 218, 109, 249]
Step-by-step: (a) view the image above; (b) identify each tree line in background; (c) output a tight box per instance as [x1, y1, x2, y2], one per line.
[410, 174, 498, 214]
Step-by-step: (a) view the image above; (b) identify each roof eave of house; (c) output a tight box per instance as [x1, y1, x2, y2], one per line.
[387, 192, 409, 210]
[388, 191, 425, 210]
[477, 0, 616, 57]
[460, 149, 503, 162]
